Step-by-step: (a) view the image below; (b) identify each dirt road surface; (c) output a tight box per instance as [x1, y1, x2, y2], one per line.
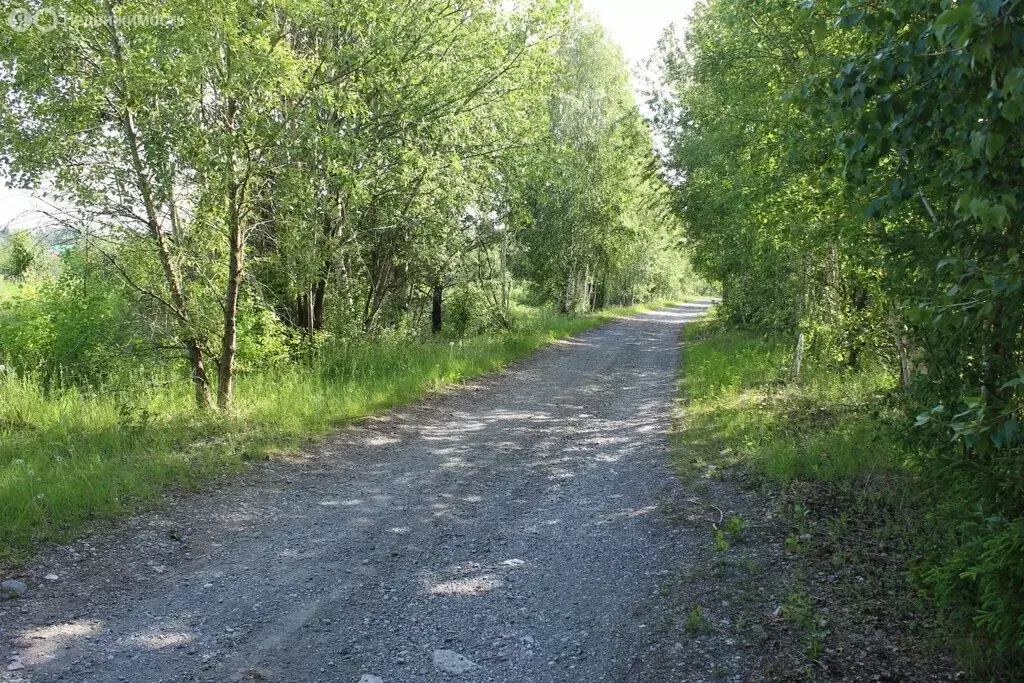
[1, 301, 720, 683]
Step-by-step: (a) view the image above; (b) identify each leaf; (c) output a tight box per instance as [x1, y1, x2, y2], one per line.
[986, 132, 1006, 160]
[970, 130, 987, 158]
[1004, 67, 1024, 95]
[933, 4, 973, 44]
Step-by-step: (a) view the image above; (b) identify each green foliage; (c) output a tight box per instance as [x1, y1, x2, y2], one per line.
[509, 17, 699, 313]
[683, 321, 905, 485]
[685, 606, 713, 635]
[0, 0, 703, 563]
[0, 231, 38, 279]
[445, 285, 486, 339]
[725, 514, 746, 543]
[0, 0, 701, 412]
[712, 528, 729, 552]
[782, 589, 829, 662]
[811, 1, 1024, 654]
[0, 252, 146, 387]
[926, 516, 1024, 656]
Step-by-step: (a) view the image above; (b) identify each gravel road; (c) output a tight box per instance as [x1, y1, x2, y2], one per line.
[1, 301, 717, 683]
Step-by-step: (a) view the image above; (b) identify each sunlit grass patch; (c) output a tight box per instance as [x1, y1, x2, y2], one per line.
[678, 318, 909, 486]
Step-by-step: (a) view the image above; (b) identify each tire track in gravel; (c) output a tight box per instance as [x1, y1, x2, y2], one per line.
[1, 300, 717, 683]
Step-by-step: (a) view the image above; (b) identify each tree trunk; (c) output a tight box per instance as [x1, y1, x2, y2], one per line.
[431, 282, 443, 334]
[218, 172, 244, 411]
[560, 268, 575, 314]
[105, 0, 211, 408]
[793, 331, 805, 378]
[846, 280, 868, 369]
[792, 251, 811, 378]
[306, 286, 315, 339]
[583, 263, 592, 312]
[312, 279, 327, 330]
[186, 340, 213, 408]
[898, 336, 911, 389]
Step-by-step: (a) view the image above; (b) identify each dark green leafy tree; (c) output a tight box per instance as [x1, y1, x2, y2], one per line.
[812, 0, 1024, 654]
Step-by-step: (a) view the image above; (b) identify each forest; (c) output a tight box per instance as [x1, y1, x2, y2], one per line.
[649, 0, 1024, 674]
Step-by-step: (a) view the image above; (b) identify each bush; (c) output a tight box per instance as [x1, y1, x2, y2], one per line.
[0, 230, 38, 279]
[445, 285, 485, 338]
[925, 502, 1024, 660]
[0, 251, 149, 389]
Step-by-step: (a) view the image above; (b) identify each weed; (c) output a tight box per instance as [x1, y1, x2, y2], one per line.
[791, 503, 810, 531]
[781, 590, 815, 629]
[825, 512, 849, 539]
[726, 514, 746, 543]
[782, 590, 829, 662]
[685, 606, 713, 635]
[713, 528, 730, 552]
[783, 534, 804, 553]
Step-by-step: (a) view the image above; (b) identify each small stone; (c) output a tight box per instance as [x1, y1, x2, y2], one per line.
[44, 573, 59, 581]
[7, 659, 24, 672]
[0, 580, 28, 600]
[358, 675, 383, 683]
[432, 649, 477, 675]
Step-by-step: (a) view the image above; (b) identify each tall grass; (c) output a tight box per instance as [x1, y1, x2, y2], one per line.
[0, 302, 667, 564]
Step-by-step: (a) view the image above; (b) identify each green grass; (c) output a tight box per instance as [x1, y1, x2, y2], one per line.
[678, 315, 909, 485]
[0, 301, 676, 564]
[685, 605, 714, 635]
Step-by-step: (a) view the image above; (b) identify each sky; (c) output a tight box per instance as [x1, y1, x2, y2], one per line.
[0, 0, 696, 231]
[581, 0, 697, 71]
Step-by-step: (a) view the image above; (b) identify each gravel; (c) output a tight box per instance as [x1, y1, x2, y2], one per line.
[432, 649, 477, 674]
[0, 301, 718, 682]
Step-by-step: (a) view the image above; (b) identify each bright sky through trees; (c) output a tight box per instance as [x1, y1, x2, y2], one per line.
[581, 0, 696, 68]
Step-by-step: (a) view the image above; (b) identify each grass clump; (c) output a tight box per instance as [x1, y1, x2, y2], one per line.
[685, 606, 713, 635]
[725, 514, 746, 543]
[712, 528, 729, 552]
[681, 318, 908, 486]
